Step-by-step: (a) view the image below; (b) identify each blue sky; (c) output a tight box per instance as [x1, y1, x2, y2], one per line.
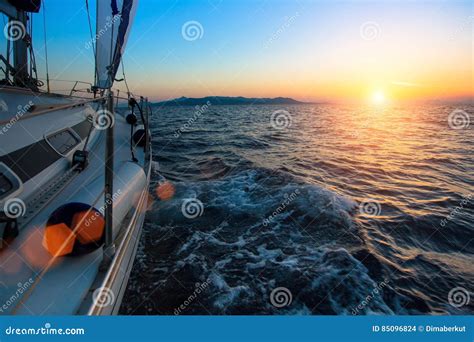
[16, 0, 474, 101]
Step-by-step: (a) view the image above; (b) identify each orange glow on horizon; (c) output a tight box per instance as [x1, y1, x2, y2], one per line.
[115, 3, 473, 104]
[137, 70, 473, 104]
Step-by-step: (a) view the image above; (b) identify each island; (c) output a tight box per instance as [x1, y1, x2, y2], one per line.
[151, 96, 307, 106]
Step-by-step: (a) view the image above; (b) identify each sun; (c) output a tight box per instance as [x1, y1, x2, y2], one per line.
[371, 90, 386, 105]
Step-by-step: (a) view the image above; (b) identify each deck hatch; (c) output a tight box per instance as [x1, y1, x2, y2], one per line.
[0, 119, 91, 182]
[0, 174, 13, 197]
[45, 128, 81, 156]
[0, 163, 22, 200]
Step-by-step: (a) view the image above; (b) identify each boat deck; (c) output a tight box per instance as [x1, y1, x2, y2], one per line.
[0, 107, 148, 315]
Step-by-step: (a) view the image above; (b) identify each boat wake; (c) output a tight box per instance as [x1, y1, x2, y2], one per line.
[121, 104, 474, 315]
[123, 167, 401, 315]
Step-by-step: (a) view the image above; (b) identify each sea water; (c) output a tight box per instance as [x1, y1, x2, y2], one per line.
[121, 103, 473, 315]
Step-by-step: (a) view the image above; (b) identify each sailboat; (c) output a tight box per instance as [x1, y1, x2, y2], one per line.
[0, 0, 151, 315]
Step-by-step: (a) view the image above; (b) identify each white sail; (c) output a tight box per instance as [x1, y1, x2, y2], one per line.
[94, 0, 138, 89]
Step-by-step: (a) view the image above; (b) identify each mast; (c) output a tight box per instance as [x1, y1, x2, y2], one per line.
[0, 0, 41, 88]
[104, 89, 115, 261]
[94, 0, 138, 261]
[12, 10, 29, 87]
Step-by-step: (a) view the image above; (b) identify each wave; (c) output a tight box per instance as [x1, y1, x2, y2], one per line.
[122, 103, 474, 315]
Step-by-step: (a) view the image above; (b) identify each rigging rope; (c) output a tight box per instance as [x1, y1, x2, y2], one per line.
[42, 0, 50, 92]
[27, 15, 41, 87]
[85, 0, 98, 87]
[120, 59, 131, 98]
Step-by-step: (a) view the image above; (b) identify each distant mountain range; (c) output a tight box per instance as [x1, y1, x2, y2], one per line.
[152, 96, 306, 106]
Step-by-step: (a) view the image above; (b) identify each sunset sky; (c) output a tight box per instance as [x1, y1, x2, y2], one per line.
[26, 0, 474, 102]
